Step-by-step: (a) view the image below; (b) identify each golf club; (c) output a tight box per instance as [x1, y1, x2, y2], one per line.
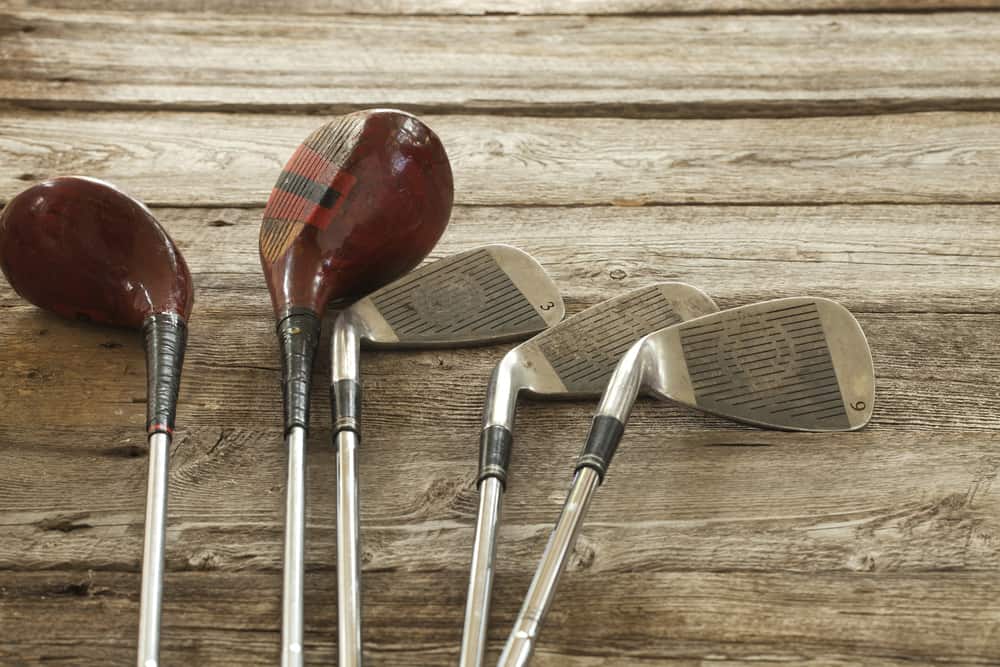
[259, 109, 453, 667]
[330, 244, 564, 666]
[498, 297, 875, 666]
[0, 176, 194, 667]
[459, 283, 719, 667]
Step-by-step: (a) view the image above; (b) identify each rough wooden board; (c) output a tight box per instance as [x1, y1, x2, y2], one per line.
[4, 11, 1000, 116]
[1, 570, 997, 665]
[5, 112, 1000, 206]
[9, 0, 1000, 14]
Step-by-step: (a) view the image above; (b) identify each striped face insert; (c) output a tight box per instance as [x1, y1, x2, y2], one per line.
[527, 284, 718, 394]
[673, 297, 874, 431]
[260, 114, 366, 263]
[355, 245, 564, 346]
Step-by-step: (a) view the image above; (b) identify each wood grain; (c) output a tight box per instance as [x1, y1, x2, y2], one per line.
[9, 0, 1000, 14]
[3, 11, 1000, 116]
[1, 570, 997, 665]
[5, 111, 1000, 206]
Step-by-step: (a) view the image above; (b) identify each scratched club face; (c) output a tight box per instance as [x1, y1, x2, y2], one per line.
[672, 298, 875, 431]
[259, 109, 454, 317]
[356, 245, 564, 347]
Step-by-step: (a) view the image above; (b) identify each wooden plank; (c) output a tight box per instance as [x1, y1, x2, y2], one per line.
[5, 112, 1000, 206]
[9, 0, 1000, 15]
[1, 570, 997, 665]
[3, 11, 1000, 116]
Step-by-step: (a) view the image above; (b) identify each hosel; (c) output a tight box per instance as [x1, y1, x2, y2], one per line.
[143, 313, 188, 435]
[277, 308, 322, 434]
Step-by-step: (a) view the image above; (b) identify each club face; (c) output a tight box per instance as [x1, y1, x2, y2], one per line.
[345, 245, 564, 347]
[510, 283, 719, 398]
[644, 297, 875, 431]
[0, 176, 193, 328]
[259, 109, 453, 318]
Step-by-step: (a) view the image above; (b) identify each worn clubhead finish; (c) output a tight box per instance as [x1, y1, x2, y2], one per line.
[260, 108, 453, 319]
[262, 110, 453, 667]
[459, 283, 717, 667]
[498, 298, 875, 667]
[0, 176, 194, 667]
[336, 244, 565, 349]
[0, 176, 193, 328]
[328, 245, 563, 666]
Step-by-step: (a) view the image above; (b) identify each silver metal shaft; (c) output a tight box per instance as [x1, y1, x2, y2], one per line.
[497, 467, 601, 667]
[336, 429, 363, 666]
[282, 426, 307, 667]
[137, 431, 170, 667]
[459, 477, 505, 667]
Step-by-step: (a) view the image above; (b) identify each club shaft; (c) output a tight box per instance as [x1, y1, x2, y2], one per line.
[137, 431, 170, 667]
[282, 426, 307, 667]
[459, 477, 505, 667]
[336, 429, 363, 666]
[497, 467, 601, 667]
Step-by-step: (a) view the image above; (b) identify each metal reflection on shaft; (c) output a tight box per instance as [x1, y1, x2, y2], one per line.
[282, 426, 307, 667]
[138, 431, 170, 667]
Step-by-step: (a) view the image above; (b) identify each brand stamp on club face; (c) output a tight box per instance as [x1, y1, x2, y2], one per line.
[411, 271, 487, 323]
[716, 310, 799, 392]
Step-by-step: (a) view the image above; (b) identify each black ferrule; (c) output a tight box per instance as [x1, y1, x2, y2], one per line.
[142, 313, 188, 435]
[477, 425, 513, 488]
[575, 415, 626, 483]
[277, 308, 321, 434]
[331, 378, 362, 436]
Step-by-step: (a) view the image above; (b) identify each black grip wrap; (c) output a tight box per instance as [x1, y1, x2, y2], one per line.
[331, 378, 362, 435]
[478, 425, 513, 488]
[277, 308, 321, 434]
[575, 415, 626, 483]
[142, 313, 188, 435]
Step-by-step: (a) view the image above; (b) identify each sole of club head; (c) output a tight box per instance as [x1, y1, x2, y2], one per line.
[345, 245, 565, 348]
[641, 296, 875, 431]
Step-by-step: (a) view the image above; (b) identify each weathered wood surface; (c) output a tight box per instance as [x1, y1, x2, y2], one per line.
[4, 11, 1000, 116]
[6, 111, 1000, 206]
[1, 2, 999, 666]
[8, 0, 1000, 14]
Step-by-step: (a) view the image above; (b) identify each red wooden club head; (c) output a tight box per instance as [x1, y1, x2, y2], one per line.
[0, 176, 194, 328]
[259, 109, 453, 318]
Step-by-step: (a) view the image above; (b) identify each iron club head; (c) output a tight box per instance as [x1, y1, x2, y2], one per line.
[475, 282, 718, 487]
[580, 297, 876, 480]
[336, 244, 565, 349]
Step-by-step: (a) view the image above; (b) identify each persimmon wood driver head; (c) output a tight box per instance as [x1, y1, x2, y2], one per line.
[259, 109, 453, 667]
[0, 175, 193, 667]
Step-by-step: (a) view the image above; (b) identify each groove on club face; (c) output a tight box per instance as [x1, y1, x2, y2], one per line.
[521, 284, 719, 396]
[351, 245, 564, 347]
[260, 114, 366, 263]
[653, 297, 874, 431]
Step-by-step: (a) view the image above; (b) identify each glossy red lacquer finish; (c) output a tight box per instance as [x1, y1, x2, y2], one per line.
[0, 177, 194, 328]
[259, 109, 453, 317]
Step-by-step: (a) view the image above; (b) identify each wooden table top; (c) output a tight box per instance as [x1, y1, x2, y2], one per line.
[1, 3, 998, 665]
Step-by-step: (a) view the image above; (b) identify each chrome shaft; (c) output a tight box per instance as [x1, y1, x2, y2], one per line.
[497, 467, 601, 667]
[459, 477, 505, 667]
[336, 429, 363, 666]
[282, 426, 307, 667]
[137, 431, 170, 667]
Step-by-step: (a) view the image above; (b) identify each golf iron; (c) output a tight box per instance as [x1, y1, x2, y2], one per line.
[259, 109, 453, 667]
[498, 297, 876, 666]
[0, 176, 194, 667]
[459, 283, 719, 667]
[330, 244, 565, 666]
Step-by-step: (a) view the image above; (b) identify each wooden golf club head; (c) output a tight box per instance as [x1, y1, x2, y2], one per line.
[0, 176, 194, 328]
[259, 109, 454, 319]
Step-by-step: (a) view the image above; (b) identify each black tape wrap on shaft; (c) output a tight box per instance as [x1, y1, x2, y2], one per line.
[575, 415, 626, 483]
[478, 425, 513, 488]
[143, 313, 188, 435]
[277, 309, 321, 434]
[331, 379, 362, 436]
